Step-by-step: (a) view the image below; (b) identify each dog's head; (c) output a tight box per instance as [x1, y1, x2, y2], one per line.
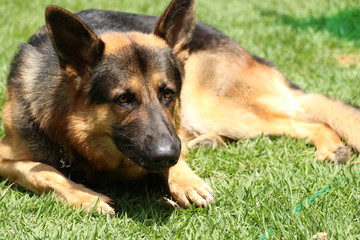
[45, 0, 196, 171]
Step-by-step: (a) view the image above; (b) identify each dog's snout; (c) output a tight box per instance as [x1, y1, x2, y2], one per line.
[149, 140, 181, 168]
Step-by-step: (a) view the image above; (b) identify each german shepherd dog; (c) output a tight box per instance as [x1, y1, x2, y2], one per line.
[1, 0, 359, 215]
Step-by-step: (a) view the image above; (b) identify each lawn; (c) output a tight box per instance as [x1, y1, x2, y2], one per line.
[0, 0, 359, 239]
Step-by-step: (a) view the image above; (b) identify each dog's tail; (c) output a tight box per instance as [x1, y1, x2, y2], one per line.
[300, 93, 360, 152]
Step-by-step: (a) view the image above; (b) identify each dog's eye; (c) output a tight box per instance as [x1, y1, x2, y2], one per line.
[163, 89, 175, 99]
[117, 94, 132, 104]
[118, 95, 128, 103]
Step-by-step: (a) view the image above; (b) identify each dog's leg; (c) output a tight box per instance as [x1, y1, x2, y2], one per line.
[219, 115, 348, 163]
[183, 104, 349, 163]
[234, 118, 348, 163]
[0, 158, 116, 215]
[296, 93, 360, 153]
[186, 133, 225, 149]
[257, 118, 350, 163]
[165, 158, 215, 207]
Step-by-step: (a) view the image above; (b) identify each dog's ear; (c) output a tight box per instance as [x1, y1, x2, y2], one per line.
[154, 0, 196, 62]
[45, 5, 104, 74]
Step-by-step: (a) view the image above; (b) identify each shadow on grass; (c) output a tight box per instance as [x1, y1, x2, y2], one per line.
[0, 174, 175, 225]
[261, 8, 360, 46]
[95, 174, 175, 224]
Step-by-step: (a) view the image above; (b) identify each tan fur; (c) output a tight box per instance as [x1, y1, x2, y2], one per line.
[0, 159, 115, 215]
[66, 104, 124, 171]
[0, 102, 32, 160]
[101, 32, 168, 54]
[181, 44, 352, 163]
[186, 133, 225, 149]
[165, 158, 215, 207]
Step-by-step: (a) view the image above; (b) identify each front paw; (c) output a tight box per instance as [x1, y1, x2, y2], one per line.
[167, 161, 215, 207]
[169, 175, 215, 207]
[59, 184, 116, 216]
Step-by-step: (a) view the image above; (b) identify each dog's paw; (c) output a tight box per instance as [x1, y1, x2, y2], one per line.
[80, 195, 116, 216]
[331, 146, 351, 164]
[316, 145, 350, 164]
[187, 133, 224, 149]
[168, 174, 215, 207]
[59, 186, 116, 216]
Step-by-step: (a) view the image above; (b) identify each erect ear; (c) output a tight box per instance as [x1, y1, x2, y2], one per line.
[45, 5, 104, 74]
[154, 0, 196, 62]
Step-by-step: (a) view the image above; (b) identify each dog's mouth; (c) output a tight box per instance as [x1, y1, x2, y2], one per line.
[127, 155, 178, 172]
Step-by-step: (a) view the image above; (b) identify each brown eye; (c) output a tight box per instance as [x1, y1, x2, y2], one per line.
[117, 94, 129, 104]
[163, 89, 174, 99]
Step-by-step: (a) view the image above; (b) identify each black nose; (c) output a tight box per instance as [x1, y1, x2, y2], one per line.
[148, 141, 180, 169]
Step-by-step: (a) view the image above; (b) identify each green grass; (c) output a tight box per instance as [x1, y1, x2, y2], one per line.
[0, 0, 359, 239]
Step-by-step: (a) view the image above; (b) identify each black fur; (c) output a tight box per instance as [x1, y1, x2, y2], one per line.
[75, 9, 231, 53]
